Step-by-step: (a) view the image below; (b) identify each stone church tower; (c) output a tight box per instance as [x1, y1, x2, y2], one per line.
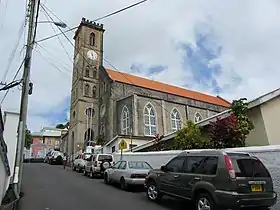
[68, 18, 105, 155]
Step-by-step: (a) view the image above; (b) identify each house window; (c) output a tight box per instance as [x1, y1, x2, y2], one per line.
[121, 106, 130, 135]
[84, 84, 90, 96]
[85, 107, 95, 118]
[112, 146, 115, 153]
[85, 66, 90, 77]
[194, 112, 203, 123]
[144, 103, 157, 136]
[171, 108, 182, 132]
[89, 33, 95, 46]
[72, 110, 76, 119]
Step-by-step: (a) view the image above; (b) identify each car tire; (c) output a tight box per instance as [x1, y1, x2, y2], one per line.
[120, 177, 128, 190]
[89, 169, 94, 179]
[83, 168, 88, 176]
[104, 173, 110, 185]
[195, 193, 216, 210]
[146, 180, 162, 202]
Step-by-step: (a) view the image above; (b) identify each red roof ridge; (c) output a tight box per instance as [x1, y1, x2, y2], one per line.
[105, 68, 231, 107]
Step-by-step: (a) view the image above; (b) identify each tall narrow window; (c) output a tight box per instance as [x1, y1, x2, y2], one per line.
[85, 84, 90, 96]
[71, 132, 75, 154]
[171, 108, 182, 132]
[92, 86, 96, 98]
[89, 33, 95, 46]
[93, 66, 97, 78]
[194, 112, 203, 123]
[121, 106, 130, 135]
[85, 66, 90, 77]
[144, 103, 157, 136]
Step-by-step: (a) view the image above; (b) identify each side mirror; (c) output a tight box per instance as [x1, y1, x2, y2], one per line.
[111, 166, 116, 169]
[160, 165, 168, 172]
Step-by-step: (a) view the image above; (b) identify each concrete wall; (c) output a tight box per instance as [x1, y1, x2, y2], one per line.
[0, 160, 8, 201]
[260, 96, 280, 145]
[3, 111, 19, 188]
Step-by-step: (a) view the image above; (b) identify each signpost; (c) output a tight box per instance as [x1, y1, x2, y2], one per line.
[119, 139, 127, 160]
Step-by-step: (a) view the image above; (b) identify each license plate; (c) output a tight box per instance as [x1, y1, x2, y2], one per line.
[251, 184, 263, 192]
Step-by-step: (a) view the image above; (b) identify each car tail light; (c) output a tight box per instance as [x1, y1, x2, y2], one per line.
[81, 153, 85, 160]
[224, 155, 236, 179]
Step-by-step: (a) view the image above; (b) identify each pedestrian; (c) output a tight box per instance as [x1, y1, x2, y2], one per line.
[63, 153, 68, 169]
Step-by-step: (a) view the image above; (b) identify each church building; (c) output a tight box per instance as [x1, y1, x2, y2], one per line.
[67, 18, 231, 155]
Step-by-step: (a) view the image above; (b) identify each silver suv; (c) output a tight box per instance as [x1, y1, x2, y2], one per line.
[84, 154, 114, 178]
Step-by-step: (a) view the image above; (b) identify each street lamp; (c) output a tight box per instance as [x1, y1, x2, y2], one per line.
[37, 21, 67, 28]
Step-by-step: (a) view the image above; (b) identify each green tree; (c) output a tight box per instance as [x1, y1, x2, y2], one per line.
[173, 120, 210, 150]
[96, 135, 105, 145]
[25, 128, 32, 148]
[209, 98, 254, 148]
[56, 123, 65, 129]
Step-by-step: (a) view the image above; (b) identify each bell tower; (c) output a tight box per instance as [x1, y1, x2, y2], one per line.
[68, 18, 105, 155]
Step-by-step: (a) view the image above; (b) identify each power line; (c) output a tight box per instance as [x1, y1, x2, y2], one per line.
[0, 58, 25, 104]
[36, 0, 147, 43]
[1, 20, 26, 82]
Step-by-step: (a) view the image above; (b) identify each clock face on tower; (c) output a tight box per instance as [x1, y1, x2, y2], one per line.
[87, 50, 98, 60]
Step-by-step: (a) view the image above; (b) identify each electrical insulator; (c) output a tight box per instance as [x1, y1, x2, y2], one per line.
[28, 82, 33, 95]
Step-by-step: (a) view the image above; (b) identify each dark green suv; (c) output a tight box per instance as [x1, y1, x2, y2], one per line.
[144, 150, 277, 210]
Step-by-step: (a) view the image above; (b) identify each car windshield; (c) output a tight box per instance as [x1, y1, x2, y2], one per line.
[128, 161, 152, 169]
[98, 155, 113, 161]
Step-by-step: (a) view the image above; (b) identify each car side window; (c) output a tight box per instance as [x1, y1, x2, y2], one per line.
[114, 161, 121, 168]
[119, 161, 127, 170]
[196, 157, 218, 175]
[183, 156, 204, 173]
[166, 156, 185, 172]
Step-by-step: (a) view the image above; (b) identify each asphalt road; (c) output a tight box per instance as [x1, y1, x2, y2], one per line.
[19, 163, 279, 210]
[19, 163, 187, 210]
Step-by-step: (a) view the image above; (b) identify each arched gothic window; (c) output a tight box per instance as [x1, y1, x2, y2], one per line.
[171, 108, 182, 132]
[93, 66, 97, 78]
[121, 106, 130, 135]
[89, 33, 95, 46]
[194, 112, 203, 123]
[85, 66, 90, 77]
[84, 84, 90, 96]
[144, 103, 156, 136]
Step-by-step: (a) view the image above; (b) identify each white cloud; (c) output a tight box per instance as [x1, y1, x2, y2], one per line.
[1, 0, 280, 131]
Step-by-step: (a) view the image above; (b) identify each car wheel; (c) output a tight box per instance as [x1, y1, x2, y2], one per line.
[90, 169, 94, 179]
[83, 168, 88, 176]
[195, 193, 216, 210]
[146, 180, 162, 202]
[104, 173, 110, 184]
[120, 177, 127, 190]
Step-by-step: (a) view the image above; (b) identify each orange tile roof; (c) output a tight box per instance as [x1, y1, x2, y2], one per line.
[105, 69, 231, 107]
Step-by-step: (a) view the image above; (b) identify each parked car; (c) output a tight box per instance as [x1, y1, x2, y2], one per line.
[84, 154, 114, 178]
[44, 150, 54, 163]
[48, 151, 64, 165]
[104, 160, 152, 190]
[145, 150, 277, 210]
[72, 152, 91, 172]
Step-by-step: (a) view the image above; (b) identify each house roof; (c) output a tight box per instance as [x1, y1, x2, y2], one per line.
[106, 69, 231, 107]
[248, 88, 280, 109]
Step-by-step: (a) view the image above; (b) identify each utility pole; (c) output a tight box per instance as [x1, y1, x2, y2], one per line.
[12, 0, 38, 196]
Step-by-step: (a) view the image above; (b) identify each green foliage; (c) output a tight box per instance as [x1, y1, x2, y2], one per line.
[56, 124, 66, 129]
[209, 98, 254, 149]
[173, 120, 210, 150]
[25, 128, 32, 148]
[96, 135, 105, 145]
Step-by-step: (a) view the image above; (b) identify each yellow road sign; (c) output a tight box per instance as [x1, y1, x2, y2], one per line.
[119, 139, 128, 150]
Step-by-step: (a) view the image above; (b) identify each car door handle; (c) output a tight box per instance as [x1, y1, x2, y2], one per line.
[194, 177, 201, 180]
